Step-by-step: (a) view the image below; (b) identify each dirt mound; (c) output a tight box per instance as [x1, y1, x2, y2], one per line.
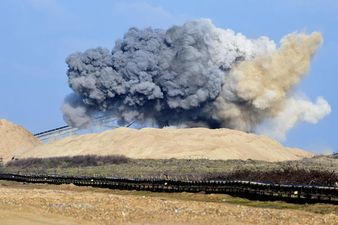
[20, 127, 312, 162]
[0, 119, 41, 162]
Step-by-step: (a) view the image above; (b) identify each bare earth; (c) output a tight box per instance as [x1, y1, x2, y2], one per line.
[0, 181, 337, 225]
[20, 127, 312, 162]
[0, 209, 87, 225]
[0, 119, 41, 162]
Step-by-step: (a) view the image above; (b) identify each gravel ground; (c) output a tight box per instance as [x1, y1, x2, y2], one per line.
[0, 181, 337, 225]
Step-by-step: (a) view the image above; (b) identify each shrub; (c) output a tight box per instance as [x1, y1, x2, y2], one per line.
[6, 155, 130, 169]
[202, 167, 338, 186]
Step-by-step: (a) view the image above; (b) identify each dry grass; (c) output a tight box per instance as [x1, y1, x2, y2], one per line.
[2, 154, 337, 186]
[5, 155, 129, 168]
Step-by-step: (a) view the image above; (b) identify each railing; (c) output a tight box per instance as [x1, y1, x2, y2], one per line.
[33, 116, 134, 143]
[1, 173, 337, 204]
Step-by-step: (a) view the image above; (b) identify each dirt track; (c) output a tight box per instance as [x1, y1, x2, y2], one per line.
[0, 181, 337, 225]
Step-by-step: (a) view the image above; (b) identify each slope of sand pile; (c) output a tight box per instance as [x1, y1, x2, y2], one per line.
[0, 119, 41, 162]
[20, 127, 312, 162]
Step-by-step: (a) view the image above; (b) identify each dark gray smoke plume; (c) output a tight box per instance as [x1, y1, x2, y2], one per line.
[62, 19, 330, 139]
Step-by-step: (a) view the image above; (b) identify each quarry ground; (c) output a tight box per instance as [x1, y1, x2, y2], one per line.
[0, 181, 337, 225]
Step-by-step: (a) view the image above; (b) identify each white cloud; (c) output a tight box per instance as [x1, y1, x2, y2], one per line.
[256, 95, 331, 141]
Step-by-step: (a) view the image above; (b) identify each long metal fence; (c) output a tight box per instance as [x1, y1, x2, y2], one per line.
[1, 173, 337, 204]
[33, 117, 135, 143]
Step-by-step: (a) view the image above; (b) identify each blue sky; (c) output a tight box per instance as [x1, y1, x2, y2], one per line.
[0, 0, 337, 153]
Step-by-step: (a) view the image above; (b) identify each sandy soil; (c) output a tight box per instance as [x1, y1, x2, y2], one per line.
[0, 119, 41, 162]
[0, 209, 90, 225]
[0, 181, 336, 225]
[20, 127, 312, 162]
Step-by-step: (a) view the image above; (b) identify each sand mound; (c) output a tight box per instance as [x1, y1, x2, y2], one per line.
[20, 127, 312, 162]
[0, 119, 41, 162]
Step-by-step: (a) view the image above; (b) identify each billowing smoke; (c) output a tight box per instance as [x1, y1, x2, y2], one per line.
[62, 19, 330, 139]
[255, 96, 331, 141]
